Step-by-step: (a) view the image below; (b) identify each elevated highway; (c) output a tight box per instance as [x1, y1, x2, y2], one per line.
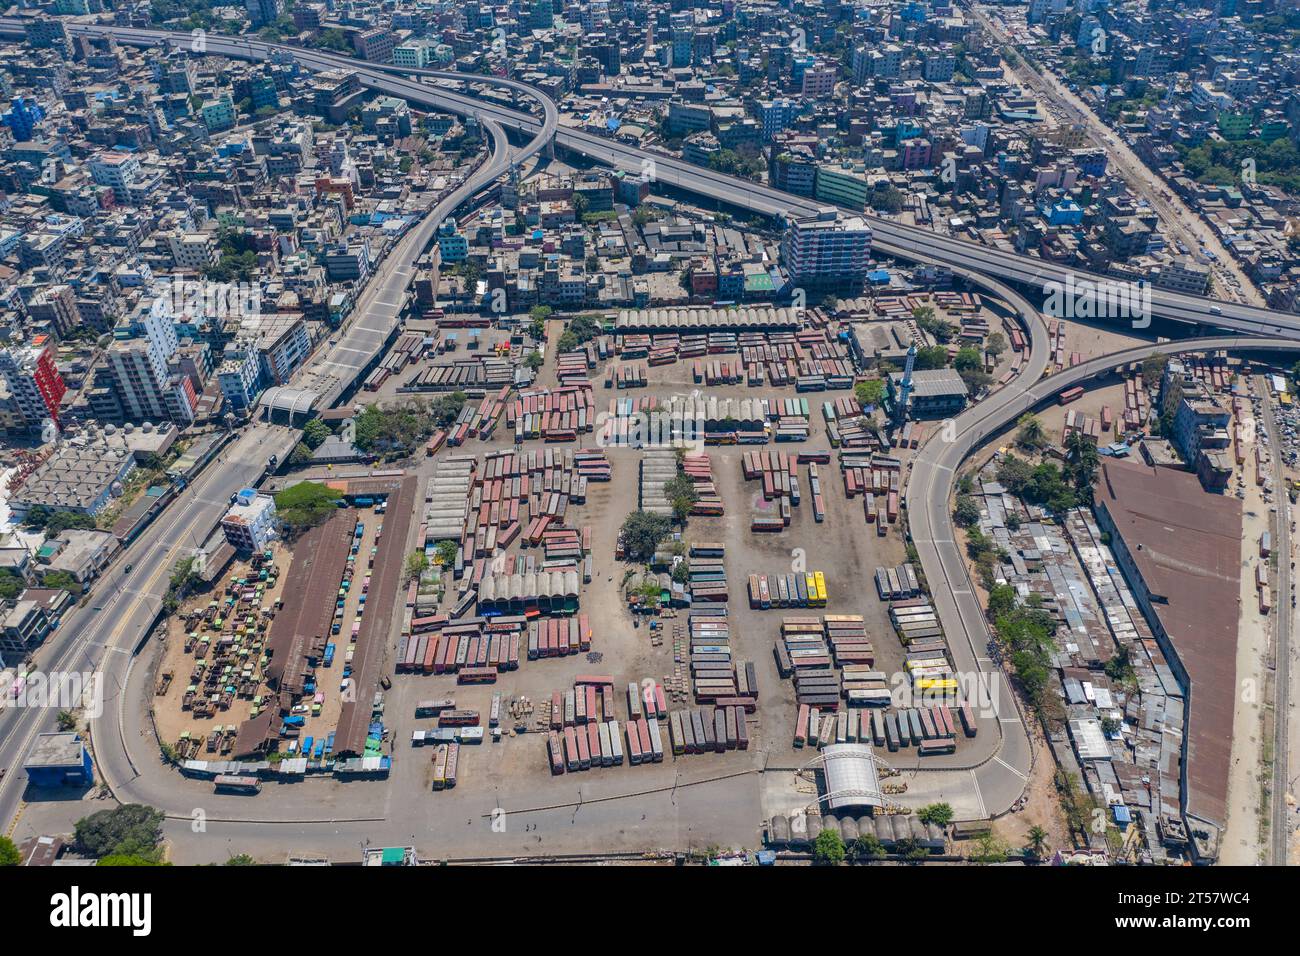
[5, 19, 1298, 340]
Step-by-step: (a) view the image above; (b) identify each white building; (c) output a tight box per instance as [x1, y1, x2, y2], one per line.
[220, 489, 279, 552]
[781, 208, 873, 288]
[89, 151, 141, 203]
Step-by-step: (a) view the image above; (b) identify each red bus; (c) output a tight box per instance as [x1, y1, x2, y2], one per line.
[548, 731, 565, 775]
[457, 666, 497, 685]
[1058, 386, 1084, 406]
[438, 709, 480, 727]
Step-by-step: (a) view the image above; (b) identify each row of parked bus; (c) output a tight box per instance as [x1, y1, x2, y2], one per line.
[748, 571, 827, 609]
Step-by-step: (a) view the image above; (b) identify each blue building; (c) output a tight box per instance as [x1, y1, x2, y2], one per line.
[24, 732, 94, 788]
[437, 219, 468, 263]
[1045, 199, 1084, 226]
[3, 97, 44, 142]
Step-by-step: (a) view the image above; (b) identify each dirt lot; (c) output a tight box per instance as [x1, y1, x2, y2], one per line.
[370, 342, 938, 839]
[152, 511, 386, 760]
[153, 545, 293, 756]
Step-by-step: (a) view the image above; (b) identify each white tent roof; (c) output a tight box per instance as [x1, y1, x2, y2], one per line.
[818, 743, 885, 812]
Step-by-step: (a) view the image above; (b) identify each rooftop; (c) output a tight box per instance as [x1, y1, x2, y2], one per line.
[24, 732, 86, 769]
[1094, 457, 1241, 829]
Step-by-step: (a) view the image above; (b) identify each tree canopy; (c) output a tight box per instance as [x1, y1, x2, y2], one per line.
[74, 804, 166, 862]
[812, 828, 846, 866]
[619, 510, 671, 562]
[354, 394, 466, 452]
[854, 378, 885, 408]
[663, 473, 699, 522]
[301, 418, 331, 450]
[273, 482, 343, 533]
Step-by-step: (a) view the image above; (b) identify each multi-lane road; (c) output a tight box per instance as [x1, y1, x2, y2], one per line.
[2, 17, 1299, 853]
[0, 426, 299, 832]
[1259, 387, 1295, 865]
[966, 2, 1263, 309]
[292, 115, 515, 406]
[0, 86, 523, 835]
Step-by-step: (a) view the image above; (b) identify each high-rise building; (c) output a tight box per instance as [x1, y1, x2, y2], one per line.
[244, 0, 282, 27]
[781, 208, 873, 290]
[26, 285, 83, 340]
[104, 303, 187, 425]
[0, 336, 66, 433]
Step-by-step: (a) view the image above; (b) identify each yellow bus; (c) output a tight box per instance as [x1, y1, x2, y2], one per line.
[915, 677, 958, 693]
[814, 571, 828, 607]
[804, 573, 820, 607]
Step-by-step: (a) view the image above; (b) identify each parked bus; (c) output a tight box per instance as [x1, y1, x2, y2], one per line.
[1058, 386, 1084, 406]
[213, 775, 262, 795]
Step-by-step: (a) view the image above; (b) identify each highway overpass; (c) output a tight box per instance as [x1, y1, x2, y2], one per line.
[6, 19, 1300, 341]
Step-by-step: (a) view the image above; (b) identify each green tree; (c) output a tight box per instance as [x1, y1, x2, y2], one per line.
[663, 472, 699, 522]
[993, 596, 1059, 714]
[893, 836, 929, 861]
[0, 572, 21, 601]
[985, 332, 1007, 356]
[0, 835, 21, 866]
[1141, 354, 1169, 391]
[25, 508, 97, 537]
[98, 854, 170, 866]
[619, 510, 672, 562]
[41, 571, 80, 594]
[1016, 413, 1046, 450]
[987, 583, 1017, 619]
[525, 350, 544, 371]
[301, 418, 331, 450]
[848, 833, 885, 862]
[528, 306, 552, 340]
[434, 540, 459, 566]
[74, 804, 166, 861]
[273, 482, 343, 534]
[913, 306, 956, 343]
[288, 442, 314, 467]
[953, 346, 983, 373]
[224, 853, 257, 866]
[969, 831, 1010, 864]
[918, 803, 955, 828]
[913, 345, 949, 370]
[953, 494, 980, 528]
[56, 710, 77, 731]
[353, 395, 463, 452]
[1024, 825, 1049, 861]
[854, 378, 885, 407]
[1065, 430, 1100, 503]
[313, 28, 351, 52]
[812, 828, 846, 866]
[405, 551, 429, 581]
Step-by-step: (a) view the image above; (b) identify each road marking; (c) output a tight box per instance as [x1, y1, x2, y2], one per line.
[993, 755, 1028, 781]
[969, 770, 988, 818]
